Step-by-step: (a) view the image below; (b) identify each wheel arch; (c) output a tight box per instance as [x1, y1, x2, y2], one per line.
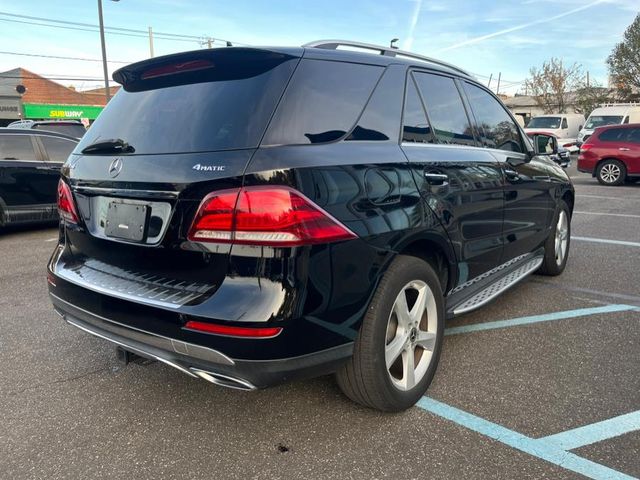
[393, 233, 457, 295]
[596, 157, 627, 173]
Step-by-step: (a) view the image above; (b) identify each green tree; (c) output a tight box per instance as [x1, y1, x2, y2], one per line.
[524, 58, 583, 113]
[607, 13, 640, 93]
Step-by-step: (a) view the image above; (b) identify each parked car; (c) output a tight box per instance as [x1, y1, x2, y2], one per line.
[524, 113, 585, 153]
[577, 123, 640, 185]
[47, 41, 574, 412]
[526, 131, 571, 168]
[0, 128, 78, 227]
[8, 119, 86, 139]
[578, 105, 640, 145]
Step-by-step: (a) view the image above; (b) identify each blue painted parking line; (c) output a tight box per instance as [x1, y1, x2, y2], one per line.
[445, 304, 637, 336]
[416, 397, 637, 480]
[572, 236, 640, 248]
[540, 410, 640, 451]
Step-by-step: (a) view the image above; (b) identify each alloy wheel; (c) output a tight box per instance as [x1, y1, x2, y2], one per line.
[555, 210, 569, 266]
[385, 280, 438, 391]
[600, 163, 621, 183]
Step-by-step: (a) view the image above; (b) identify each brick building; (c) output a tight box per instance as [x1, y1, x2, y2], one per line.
[0, 68, 113, 126]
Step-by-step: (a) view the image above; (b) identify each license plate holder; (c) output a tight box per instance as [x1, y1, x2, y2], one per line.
[105, 201, 150, 242]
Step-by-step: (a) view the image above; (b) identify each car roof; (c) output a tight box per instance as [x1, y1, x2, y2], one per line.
[590, 106, 640, 115]
[595, 123, 640, 131]
[0, 128, 79, 142]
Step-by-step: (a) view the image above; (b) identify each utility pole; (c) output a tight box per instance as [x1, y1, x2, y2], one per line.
[207, 38, 212, 49]
[97, 0, 111, 102]
[586, 71, 590, 88]
[148, 26, 154, 57]
[496, 72, 502, 96]
[487, 73, 493, 90]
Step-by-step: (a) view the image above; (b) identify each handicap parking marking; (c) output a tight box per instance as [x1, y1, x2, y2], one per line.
[445, 304, 637, 336]
[540, 410, 640, 451]
[571, 236, 640, 248]
[417, 397, 638, 480]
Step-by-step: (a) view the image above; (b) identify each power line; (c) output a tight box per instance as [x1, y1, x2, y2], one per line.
[0, 11, 247, 46]
[0, 50, 132, 64]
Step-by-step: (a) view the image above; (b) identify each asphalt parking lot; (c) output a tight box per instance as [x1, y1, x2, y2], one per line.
[1, 159, 639, 480]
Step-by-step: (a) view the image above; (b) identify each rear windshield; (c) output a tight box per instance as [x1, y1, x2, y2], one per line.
[75, 57, 297, 155]
[585, 115, 623, 129]
[526, 117, 561, 129]
[34, 123, 86, 138]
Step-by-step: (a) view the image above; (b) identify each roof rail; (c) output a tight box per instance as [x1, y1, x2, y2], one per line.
[599, 102, 640, 107]
[303, 39, 472, 77]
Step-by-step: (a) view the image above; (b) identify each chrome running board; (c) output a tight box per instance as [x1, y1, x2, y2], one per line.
[447, 253, 544, 316]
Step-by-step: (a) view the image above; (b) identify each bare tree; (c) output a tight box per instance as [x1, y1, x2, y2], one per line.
[524, 58, 584, 113]
[607, 13, 640, 94]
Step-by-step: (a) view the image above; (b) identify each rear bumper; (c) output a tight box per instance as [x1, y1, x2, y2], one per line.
[50, 292, 352, 389]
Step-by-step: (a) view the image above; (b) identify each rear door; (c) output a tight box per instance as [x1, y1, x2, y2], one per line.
[0, 133, 54, 222]
[401, 70, 505, 282]
[36, 135, 78, 203]
[462, 81, 554, 261]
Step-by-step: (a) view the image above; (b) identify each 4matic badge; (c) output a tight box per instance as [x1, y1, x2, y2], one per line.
[192, 164, 226, 172]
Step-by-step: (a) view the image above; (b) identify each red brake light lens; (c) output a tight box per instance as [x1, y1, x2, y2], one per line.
[188, 186, 357, 247]
[141, 59, 214, 80]
[580, 143, 593, 152]
[57, 179, 79, 224]
[184, 320, 282, 338]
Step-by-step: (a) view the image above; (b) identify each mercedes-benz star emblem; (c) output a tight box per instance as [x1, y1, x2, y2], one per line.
[108, 157, 123, 178]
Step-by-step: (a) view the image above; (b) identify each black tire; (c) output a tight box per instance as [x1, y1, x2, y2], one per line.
[596, 159, 626, 186]
[335, 255, 444, 412]
[537, 200, 571, 276]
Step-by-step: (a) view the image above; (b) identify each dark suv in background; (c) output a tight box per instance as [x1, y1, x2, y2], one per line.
[0, 129, 77, 227]
[47, 41, 574, 411]
[8, 120, 86, 139]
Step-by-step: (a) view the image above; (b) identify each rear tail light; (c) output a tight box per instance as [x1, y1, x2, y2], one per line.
[57, 179, 79, 224]
[184, 320, 282, 338]
[188, 186, 357, 247]
[580, 143, 594, 153]
[562, 142, 575, 148]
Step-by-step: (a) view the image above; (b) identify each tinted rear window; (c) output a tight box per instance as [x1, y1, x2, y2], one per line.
[34, 124, 86, 138]
[76, 58, 297, 155]
[40, 135, 77, 162]
[263, 59, 383, 145]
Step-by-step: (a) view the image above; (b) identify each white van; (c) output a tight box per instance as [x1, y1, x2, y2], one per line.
[524, 113, 585, 152]
[578, 104, 640, 144]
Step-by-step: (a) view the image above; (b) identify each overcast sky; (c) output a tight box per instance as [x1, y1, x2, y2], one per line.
[0, 0, 638, 94]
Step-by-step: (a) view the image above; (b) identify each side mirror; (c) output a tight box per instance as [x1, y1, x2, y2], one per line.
[532, 134, 558, 156]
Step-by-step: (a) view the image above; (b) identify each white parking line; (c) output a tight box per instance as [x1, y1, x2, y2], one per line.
[577, 194, 640, 201]
[574, 211, 640, 219]
[572, 236, 640, 247]
[45, 237, 58, 242]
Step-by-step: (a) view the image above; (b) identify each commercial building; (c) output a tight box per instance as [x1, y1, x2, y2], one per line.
[0, 68, 117, 126]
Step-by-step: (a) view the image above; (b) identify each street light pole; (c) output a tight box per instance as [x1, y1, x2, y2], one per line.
[97, 0, 111, 102]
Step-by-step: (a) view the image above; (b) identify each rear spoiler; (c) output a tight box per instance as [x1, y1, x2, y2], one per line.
[113, 47, 301, 92]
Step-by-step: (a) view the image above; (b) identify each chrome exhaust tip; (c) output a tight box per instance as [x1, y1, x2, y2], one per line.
[190, 368, 256, 391]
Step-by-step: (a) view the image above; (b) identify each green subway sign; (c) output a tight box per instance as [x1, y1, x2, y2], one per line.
[23, 103, 104, 120]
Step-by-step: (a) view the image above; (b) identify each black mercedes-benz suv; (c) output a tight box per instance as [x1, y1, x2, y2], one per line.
[48, 41, 574, 411]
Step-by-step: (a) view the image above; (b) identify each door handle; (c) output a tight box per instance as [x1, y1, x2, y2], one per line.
[619, 147, 630, 151]
[424, 172, 448, 186]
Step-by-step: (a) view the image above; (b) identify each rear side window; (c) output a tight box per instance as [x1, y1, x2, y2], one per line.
[561, 118, 568, 129]
[0, 135, 36, 160]
[464, 82, 523, 153]
[402, 77, 432, 143]
[40, 136, 77, 162]
[263, 60, 383, 145]
[76, 56, 297, 155]
[598, 128, 629, 142]
[412, 72, 475, 146]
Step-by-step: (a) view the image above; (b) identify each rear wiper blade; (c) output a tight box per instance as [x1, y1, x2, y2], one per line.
[81, 138, 135, 154]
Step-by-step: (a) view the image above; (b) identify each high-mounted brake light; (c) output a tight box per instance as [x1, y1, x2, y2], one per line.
[184, 320, 282, 339]
[140, 59, 214, 80]
[188, 186, 357, 247]
[57, 179, 79, 224]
